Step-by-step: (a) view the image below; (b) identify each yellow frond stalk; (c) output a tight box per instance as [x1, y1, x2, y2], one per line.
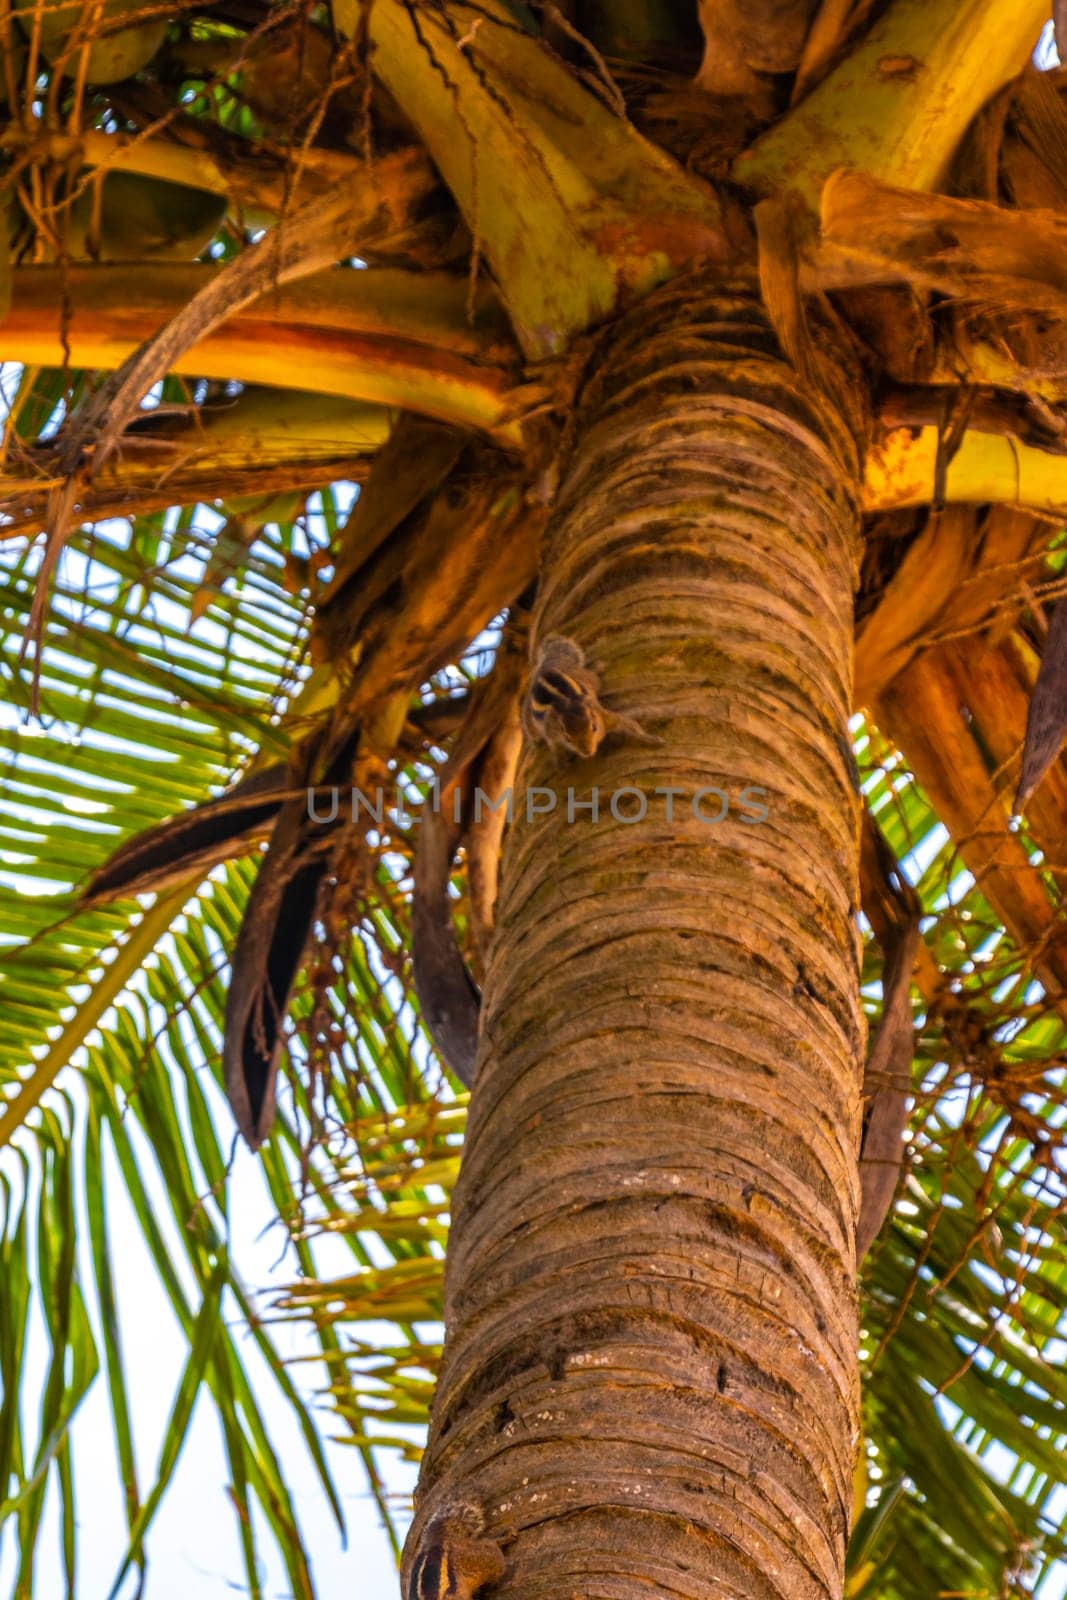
[736, 0, 1047, 211]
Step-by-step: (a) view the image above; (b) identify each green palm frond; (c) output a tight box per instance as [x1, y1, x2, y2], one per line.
[848, 731, 1067, 1600]
[0, 456, 429, 1587]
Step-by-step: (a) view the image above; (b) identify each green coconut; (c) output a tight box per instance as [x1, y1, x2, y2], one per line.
[65, 170, 227, 260]
[13, 0, 165, 83]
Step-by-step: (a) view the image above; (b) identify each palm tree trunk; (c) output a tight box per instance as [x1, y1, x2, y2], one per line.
[408, 276, 866, 1600]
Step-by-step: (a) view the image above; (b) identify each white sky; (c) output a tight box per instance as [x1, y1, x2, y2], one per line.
[0, 1117, 415, 1598]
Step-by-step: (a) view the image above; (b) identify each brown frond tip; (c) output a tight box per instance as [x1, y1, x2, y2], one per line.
[224, 855, 327, 1150]
[1015, 590, 1067, 815]
[221, 725, 358, 1150]
[81, 765, 288, 907]
[857, 808, 921, 1262]
[411, 612, 529, 1087]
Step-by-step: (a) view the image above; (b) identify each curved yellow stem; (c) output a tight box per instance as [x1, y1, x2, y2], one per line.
[736, 0, 1047, 212]
[864, 426, 1067, 515]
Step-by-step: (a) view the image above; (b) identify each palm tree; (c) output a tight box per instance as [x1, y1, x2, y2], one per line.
[2, 1, 1067, 1596]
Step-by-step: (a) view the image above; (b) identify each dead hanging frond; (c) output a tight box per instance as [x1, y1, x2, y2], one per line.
[309, 442, 544, 708]
[857, 810, 922, 1260]
[950, 64, 1067, 219]
[1015, 590, 1067, 815]
[0, 392, 384, 540]
[19, 147, 434, 703]
[814, 170, 1067, 322]
[997, 68, 1067, 210]
[66, 401, 545, 1153]
[466, 694, 522, 962]
[218, 441, 541, 1148]
[222, 725, 359, 1152]
[411, 610, 528, 1086]
[78, 763, 290, 907]
[854, 505, 978, 710]
[756, 190, 869, 441]
[875, 632, 1067, 1012]
[814, 166, 1067, 439]
[316, 414, 465, 609]
[755, 192, 820, 385]
[221, 620, 523, 1148]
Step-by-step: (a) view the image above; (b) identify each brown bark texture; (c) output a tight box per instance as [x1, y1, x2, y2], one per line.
[406, 276, 866, 1600]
